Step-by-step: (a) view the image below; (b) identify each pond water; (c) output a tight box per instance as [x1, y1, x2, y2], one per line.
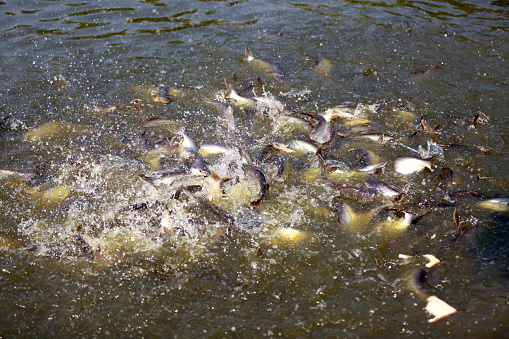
[0, 0, 508, 337]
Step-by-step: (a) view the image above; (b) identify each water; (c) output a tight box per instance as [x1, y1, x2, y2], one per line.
[0, 0, 508, 337]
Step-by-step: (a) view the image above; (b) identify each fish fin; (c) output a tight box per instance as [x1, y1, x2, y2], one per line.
[139, 174, 155, 186]
[210, 171, 232, 184]
[421, 119, 432, 133]
[423, 254, 441, 268]
[223, 78, 234, 98]
[425, 296, 457, 323]
[245, 46, 253, 60]
[317, 153, 328, 180]
[453, 208, 460, 226]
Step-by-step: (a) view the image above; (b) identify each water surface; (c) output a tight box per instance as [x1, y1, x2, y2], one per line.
[0, 0, 508, 337]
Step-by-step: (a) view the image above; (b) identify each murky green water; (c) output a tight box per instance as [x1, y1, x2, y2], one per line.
[1, 0, 508, 337]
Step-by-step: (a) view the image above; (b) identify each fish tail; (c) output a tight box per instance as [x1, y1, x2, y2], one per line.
[224, 78, 234, 99]
[245, 46, 253, 60]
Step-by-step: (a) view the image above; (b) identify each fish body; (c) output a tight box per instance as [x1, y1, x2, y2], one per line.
[273, 138, 320, 155]
[198, 144, 235, 157]
[242, 164, 267, 205]
[477, 196, 509, 213]
[394, 156, 433, 174]
[243, 46, 284, 77]
[134, 117, 193, 132]
[223, 78, 257, 109]
[365, 179, 402, 198]
[139, 170, 194, 188]
[272, 227, 309, 244]
[321, 105, 357, 122]
[309, 117, 333, 144]
[0, 168, 36, 179]
[337, 203, 377, 234]
[23, 121, 97, 141]
[353, 133, 396, 143]
[314, 58, 333, 75]
[374, 211, 415, 234]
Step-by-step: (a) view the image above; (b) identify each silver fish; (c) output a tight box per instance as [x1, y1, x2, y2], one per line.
[309, 117, 333, 144]
[0, 168, 36, 179]
[272, 138, 321, 155]
[394, 156, 433, 174]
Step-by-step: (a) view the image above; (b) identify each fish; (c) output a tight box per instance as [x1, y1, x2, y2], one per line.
[272, 227, 310, 244]
[151, 85, 173, 104]
[447, 190, 486, 199]
[425, 296, 458, 323]
[277, 113, 313, 133]
[138, 132, 197, 170]
[241, 164, 268, 205]
[394, 156, 433, 175]
[175, 132, 199, 159]
[477, 195, 509, 213]
[400, 255, 457, 323]
[320, 105, 358, 122]
[373, 209, 416, 234]
[365, 179, 403, 199]
[272, 138, 321, 155]
[353, 133, 397, 143]
[198, 144, 236, 158]
[309, 117, 333, 144]
[408, 61, 443, 81]
[337, 203, 378, 234]
[218, 104, 236, 133]
[421, 118, 439, 134]
[468, 111, 489, 127]
[223, 78, 257, 109]
[357, 162, 386, 175]
[23, 121, 98, 141]
[134, 117, 194, 132]
[97, 99, 142, 113]
[139, 170, 196, 189]
[27, 183, 71, 205]
[447, 208, 469, 245]
[329, 182, 377, 202]
[314, 58, 333, 75]
[243, 46, 284, 77]
[75, 234, 101, 262]
[0, 168, 37, 179]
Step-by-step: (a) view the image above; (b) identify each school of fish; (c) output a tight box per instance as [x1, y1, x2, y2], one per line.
[1, 47, 507, 324]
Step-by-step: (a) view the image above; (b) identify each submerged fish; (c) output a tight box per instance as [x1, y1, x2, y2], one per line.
[408, 61, 443, 81]
[272, 227, 310, 244]
[314, 58, 333, 75]
[401, 255, 457, 323]
[477, 196, 509, 213]
[243, 46, 284, 77]
[353, 133, 397, 143]
[23, 121, 98, 141]
[337, 203, 378, 234]
[374, 209, 416, 234]
[135, 117, 194, 132]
